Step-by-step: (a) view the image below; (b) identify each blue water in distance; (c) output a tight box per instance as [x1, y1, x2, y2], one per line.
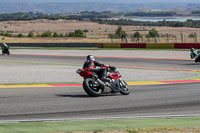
[131, 17, 200, 22]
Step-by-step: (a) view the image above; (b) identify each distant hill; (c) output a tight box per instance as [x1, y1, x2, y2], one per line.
[0, 2, 200, 14]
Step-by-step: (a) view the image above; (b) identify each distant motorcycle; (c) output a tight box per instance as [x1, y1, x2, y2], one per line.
[2, 46, 10, 55]
[76, 66, 130, 97]
[190, 48, 200, 63]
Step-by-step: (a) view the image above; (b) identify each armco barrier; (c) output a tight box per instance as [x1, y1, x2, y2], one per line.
[103, 43, 121, 48]
[121, 43, 146, 48]
[146, 43, 174, 48]
[174, 43, 200, 49]
[7, 43, 99, 47]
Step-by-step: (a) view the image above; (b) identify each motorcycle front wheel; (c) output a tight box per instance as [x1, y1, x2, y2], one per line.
[83, 78, 104, 97]
[119, 80, 130, 95]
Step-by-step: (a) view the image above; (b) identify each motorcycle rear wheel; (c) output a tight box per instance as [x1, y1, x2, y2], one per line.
[119, 80, 130, 95]
[83, 78, 103, 97]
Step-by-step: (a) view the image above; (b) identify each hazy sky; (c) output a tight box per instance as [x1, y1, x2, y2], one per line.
[0, 0, 200, 3]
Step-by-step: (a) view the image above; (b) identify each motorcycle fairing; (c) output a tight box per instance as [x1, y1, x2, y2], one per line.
[78, 69, 95, 78]
[109, 73, 120, 80]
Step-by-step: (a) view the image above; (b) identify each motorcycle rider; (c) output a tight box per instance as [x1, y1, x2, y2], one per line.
[83, 55, 109, 82]
[82, 55, 121, 93]
[190, 48, 200, 63]
[1, 43, 8, 51]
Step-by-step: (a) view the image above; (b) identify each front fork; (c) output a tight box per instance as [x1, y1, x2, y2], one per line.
[119, 79, 127, 87]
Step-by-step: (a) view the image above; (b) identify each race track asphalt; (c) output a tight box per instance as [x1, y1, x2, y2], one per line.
[0, 54, 200, 121]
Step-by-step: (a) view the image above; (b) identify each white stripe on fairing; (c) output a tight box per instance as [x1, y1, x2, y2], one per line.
[0, 114, 200, 123]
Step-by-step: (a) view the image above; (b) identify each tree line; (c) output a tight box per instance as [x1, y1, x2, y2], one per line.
[92, 19, 200, 28]
[192, 10, 200, 15]
[108, 26, 198, 43]
[124, 11, 176, 17]
[108, 26, 160, 43]
[0, 12, 67, 21]
[0, 29, 86, 38]
[0, 11, 178, 21]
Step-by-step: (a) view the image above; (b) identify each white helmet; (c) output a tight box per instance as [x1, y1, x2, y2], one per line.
[3, 43, 7, 46]
[87, 55, 95, 61]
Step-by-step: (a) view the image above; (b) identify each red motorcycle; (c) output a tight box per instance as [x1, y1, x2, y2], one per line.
[76, 66, 130, 97]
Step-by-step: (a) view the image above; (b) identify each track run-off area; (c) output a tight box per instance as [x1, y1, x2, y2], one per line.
[0, 49, 200, 122]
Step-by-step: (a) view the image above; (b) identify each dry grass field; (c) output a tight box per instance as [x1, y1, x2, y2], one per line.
[0, 19, 200, 43]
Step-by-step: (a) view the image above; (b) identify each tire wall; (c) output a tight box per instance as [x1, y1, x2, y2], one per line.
[120, 43, 146, 48]
[99, 43, 200, 49]
[146, 43, 174, 48]
[102, 43, 121, 48]
[174, 43, 200, 49]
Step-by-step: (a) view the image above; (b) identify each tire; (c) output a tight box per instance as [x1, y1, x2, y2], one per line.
[7, 51, 10, 55]
[119, 80, 130, 95]
[83, 78, 103, 97]
[197, 56, 200, 63]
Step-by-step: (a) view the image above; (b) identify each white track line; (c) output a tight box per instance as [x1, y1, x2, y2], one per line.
[1, 114, 200, 123]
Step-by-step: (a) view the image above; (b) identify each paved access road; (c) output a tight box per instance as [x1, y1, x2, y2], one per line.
[0, 51, 200, 121]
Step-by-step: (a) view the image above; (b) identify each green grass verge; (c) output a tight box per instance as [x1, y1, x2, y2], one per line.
[0, 117, 200, 133]
[11, 47, 190, 51]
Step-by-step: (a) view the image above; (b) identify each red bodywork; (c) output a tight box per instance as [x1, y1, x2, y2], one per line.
[109, 73, 120, 80]
[77, 67, 121, 80]
[78, 69, 95, 78]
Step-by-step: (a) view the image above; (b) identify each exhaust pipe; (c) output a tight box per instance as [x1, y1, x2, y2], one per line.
[95, 78, 105, 86]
